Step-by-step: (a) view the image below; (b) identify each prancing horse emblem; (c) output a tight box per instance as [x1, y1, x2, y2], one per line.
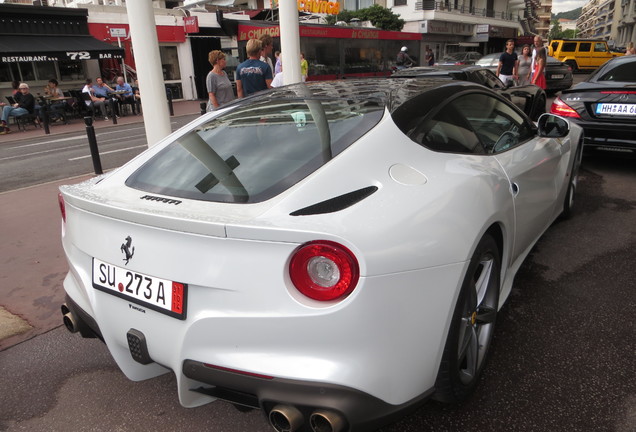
[121, 236, 135, 265]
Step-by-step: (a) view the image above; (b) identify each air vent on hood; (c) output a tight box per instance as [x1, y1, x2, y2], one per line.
[290, 186, 378, 216]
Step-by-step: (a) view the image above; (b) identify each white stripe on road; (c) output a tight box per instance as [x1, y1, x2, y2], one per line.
[8, 126, 147, 149]
[68, 145, 147, 161]
[0, 144, 87, 161]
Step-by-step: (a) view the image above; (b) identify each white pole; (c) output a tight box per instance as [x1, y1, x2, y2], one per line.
[279, 1, 302, 85]
[126, 0, 171, 147]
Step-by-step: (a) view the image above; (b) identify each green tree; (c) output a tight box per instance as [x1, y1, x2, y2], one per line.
[324, 4, 405, 31]
[549, 19, 564, 40]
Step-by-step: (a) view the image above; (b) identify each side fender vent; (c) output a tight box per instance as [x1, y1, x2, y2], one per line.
[290, 186, 378, 216]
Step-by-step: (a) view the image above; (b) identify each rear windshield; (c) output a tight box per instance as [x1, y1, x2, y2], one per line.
[596, 61, 636, 82]
[126, 97, 384, 203]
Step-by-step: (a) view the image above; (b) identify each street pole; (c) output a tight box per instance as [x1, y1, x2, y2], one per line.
[279, 2, 302, 85]
[126, 0, 171, 147]
[118, 36, 128, 83]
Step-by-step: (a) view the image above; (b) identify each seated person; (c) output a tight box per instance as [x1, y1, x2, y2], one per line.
[45, 78, 67, 123]
[132, 79, 141, 114]
[92, 77, 119, 117]
[82, 78, 110, 121]
[114, 76, 137, 115]
[1, 83, 36, 134]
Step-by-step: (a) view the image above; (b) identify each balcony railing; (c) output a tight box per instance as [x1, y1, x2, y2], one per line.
[415, 1, 521, 20]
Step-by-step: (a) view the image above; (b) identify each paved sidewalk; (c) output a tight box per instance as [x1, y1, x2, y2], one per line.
[0, 99, 205, 144]
[0, 100, 205, 350]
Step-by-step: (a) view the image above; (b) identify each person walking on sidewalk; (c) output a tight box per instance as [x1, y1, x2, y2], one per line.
[236, 39, 272, 98]
[1, 83, 36, 134]
[206, 50, 235, 111]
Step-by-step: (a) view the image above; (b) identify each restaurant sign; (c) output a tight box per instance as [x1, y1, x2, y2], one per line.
[271, 0, 340, 14]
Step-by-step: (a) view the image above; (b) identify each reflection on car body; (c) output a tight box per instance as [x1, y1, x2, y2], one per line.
[59, 79, 583, 432]
[392, 65, 547, 120]
[476, 52, 573, 93]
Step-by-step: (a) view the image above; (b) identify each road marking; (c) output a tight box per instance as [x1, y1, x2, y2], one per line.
[68, 145, 147, 161]
[0, 144, 87, 161]
[7, 126, 146, 149]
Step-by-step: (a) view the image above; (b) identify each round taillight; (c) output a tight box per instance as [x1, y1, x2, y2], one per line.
[289, 241, 359, 301]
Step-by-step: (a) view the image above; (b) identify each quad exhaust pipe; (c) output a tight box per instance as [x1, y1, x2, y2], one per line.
[268, 405, 345, 432]
[61, 303, 79, 333]
[269, 405, 304, 432]
[309, 410, 345, 432]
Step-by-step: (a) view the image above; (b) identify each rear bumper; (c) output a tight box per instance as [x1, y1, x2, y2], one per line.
[184, 359, 433, 431]
[570, 120, 636, 153]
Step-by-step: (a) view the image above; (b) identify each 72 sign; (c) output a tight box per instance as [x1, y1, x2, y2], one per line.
[66, 51, 91, 60]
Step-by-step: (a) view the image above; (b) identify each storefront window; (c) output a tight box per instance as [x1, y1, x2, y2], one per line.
[35, 62, 57, 81]
[160, 46, 181, 80]
[59, 60, 84, 81]
[0, 64, 13, 82]
[303, 38, 340, 77]
[18, 62, 36, 81]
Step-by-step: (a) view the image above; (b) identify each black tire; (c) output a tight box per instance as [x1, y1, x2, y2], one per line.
[565, 60, 578, 73]
[561, 138, 583, 219]
[433, 234, 501, 403]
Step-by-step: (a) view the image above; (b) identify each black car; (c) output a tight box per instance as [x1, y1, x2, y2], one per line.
[550, 55, 636, 154]
[392, 65, 547, 120]
[475, 52, 573, 94]
[437, 51, 482, 65]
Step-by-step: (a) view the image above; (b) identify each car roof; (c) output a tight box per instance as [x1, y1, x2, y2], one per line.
[241, 78, 486, 114]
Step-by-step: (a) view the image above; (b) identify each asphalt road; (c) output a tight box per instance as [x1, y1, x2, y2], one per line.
[1, 77, 635, 431]
[0, 114, 200, 194]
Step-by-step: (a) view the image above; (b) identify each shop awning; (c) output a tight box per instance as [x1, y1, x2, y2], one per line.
[0, 35, 124, 63]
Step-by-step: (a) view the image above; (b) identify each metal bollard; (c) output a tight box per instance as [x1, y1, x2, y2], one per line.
[109, 99, 118, 125]
[84, 116, 103, 175]
[200, 102, 207, 115]
[166, 88, 174, 116]
[40, 103, 50, 135]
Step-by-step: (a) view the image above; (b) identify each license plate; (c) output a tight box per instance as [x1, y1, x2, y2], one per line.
[92, 258, 187, 320]
[551, 74, 564, 79]
[595, 103, 636, 116]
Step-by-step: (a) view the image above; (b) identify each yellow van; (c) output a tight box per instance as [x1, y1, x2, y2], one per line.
[548, 39, 623, 71]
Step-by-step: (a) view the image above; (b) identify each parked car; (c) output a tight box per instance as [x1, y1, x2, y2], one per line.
[550, 54, 636, 154]
[437, 51, 482, 65]
[475, 52, 573, 94]
[392, 65, 547, 120]
[548, 38, 623, 72]
[60, 79, 582, 432]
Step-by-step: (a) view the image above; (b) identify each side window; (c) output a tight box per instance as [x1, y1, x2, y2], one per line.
[409, 98, 485, 155]
[551, 41, 559, 52]
[562, 43, 577, 52]
[579, 43, 592, 52]
[594, 42, 607, 52]
[459, 93, 535, 154]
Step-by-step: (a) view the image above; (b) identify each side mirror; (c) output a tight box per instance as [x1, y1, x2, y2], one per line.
[537, 113, 570, 138]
